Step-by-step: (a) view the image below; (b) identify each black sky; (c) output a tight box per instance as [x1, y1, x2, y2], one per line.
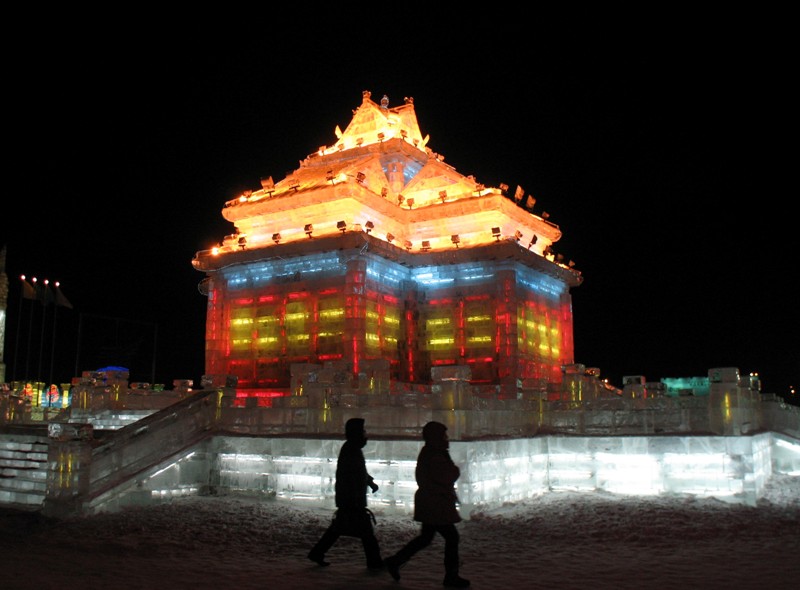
[4, 21, 795, 401]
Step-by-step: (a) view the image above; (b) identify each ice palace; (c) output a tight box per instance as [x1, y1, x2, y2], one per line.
[1, 91, 798, 519]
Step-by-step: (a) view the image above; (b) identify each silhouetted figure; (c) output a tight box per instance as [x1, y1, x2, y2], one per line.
[385, 421, 470, 587]
[308, 417, 383, 570]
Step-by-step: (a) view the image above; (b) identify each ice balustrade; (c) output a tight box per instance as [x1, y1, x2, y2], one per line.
[761, 394, 800, 440]
[41, 389, 220, 518]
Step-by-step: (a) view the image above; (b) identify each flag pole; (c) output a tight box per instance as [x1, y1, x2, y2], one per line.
[74, 312, 83, 379]
[37, 281, 50, 384]
[25, 277, 38, 379]
[151, 322, 158, 384]
[49, 302, 59, 385]
[50, 283, 74, 384]
[13, 276, 26, 382]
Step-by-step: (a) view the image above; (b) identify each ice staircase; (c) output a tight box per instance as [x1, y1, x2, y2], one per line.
[40, 389, 220, 517]
[0, 426, 50, 510]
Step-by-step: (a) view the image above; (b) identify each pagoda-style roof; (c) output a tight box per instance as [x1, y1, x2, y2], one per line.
[194, 91, 578, 280]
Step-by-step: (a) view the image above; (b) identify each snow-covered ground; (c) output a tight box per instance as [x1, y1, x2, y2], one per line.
[2, 474, 798, 590]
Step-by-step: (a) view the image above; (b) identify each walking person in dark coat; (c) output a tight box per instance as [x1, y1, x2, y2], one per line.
[384, 421, 470, 588]
[308, 417, 384, 570]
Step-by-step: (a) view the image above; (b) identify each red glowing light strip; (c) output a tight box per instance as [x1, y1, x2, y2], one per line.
[458, 299, 465, 357]
[405, 309, 415, 382]
[504, 277, 513, 359]
[234, 390, 286, 398]
[428, 298, 453, 306]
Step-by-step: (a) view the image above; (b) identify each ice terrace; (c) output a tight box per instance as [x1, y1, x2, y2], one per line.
[1, 372, 799, 520]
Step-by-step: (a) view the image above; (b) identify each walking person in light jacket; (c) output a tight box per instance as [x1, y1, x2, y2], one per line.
[384, 421, 470, 588]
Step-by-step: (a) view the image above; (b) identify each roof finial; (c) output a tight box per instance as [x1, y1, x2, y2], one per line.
[380, 94, 389, 109]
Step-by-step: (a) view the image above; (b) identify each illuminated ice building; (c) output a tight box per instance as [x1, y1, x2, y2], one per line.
[193, 90, 581, 406]
[2, 92, 797, 518]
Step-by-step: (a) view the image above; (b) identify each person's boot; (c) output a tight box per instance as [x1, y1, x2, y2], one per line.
[443, 571, 470, 587]
[307, 550, 329, 567]
[364, 537, 384, 570]
[384, 555, 402, 581]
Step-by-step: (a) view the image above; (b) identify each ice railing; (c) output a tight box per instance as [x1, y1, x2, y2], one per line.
[3, 362, 797, 443]
[41, 389, 220, 518]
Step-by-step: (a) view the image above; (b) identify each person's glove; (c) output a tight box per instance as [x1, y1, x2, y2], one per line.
[369, 481, 379, 493]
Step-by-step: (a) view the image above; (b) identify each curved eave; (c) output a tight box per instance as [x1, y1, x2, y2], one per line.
[220, 184, 561, 248]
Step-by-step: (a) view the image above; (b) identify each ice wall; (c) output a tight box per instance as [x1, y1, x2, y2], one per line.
[124, 432, 785, 516]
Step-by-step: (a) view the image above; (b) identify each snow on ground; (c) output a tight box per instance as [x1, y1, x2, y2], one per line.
[2, 474, 798, 590]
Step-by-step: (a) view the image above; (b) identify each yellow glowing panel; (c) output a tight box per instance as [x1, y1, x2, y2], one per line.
[285, 312, 309, 321]
[383, 315, 400, 325]
[232, 318, 254, 326]
[320, 309, 344, 318]
[232, 339, 251, 346]
[258, 317, 279, 325]
[427, 318, 451, 327]
[466, 315, 492, 323]
[429, 337, 455, 345]
[468, 336, 493, 343]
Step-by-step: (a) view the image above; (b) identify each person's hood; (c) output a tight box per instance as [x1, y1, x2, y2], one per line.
[345, 418, 367, 446]
[422, 421, 448, 444]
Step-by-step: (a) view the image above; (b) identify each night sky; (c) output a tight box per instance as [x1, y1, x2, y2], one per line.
[4, 21, 795, 401]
